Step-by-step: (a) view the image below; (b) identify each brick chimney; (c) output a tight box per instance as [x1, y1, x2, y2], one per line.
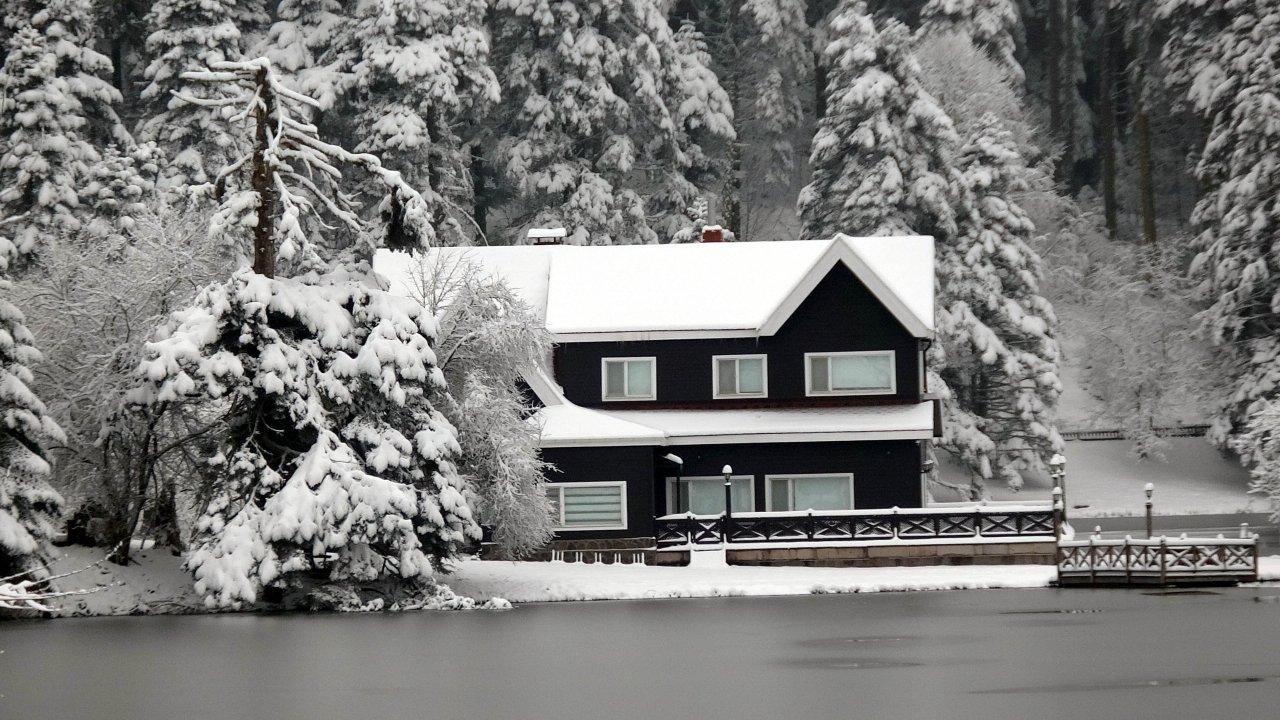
[528, 227, 567, 245]
[701, 224, 723, 243]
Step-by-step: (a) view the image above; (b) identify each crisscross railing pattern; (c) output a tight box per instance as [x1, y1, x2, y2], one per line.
[1057, 536, 1258, 585]
[654, 506, 1056, 548]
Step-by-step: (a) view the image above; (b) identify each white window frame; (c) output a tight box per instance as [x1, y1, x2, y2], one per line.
[664, 475, 755, 515]
[712, 354, 768, 399]
[764, 473, 855, 512]
[546, 481, 628, 531]
[804, 350, 897, 396]
[600, 357, 657, 401]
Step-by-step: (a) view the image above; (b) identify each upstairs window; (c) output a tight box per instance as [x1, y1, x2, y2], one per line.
[713, 355, 767, 398]
[602, 357, 656, 401]
[806, 351, 896, 396]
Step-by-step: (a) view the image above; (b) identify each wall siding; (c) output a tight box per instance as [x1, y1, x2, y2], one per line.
[541, 446, 657, 540]
[656, 440, 924, 514]
[554, 264, 923, 406]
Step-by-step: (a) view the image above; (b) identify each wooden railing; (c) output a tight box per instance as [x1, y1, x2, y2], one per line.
[1059, 424, 1209, 441]
[654, 505, 1056, 548]
[1057, 536, 1258, 586]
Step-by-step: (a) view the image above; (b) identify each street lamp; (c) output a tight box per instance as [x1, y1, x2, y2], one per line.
[1048, 453, 1067, 534]
[722, 464, 734, 544]
[663, 453, 684, 513]
[1152, 481, 1162, 538]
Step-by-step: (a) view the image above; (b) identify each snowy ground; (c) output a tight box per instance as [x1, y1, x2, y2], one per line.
[934, 437, 1265, 517]
[27, 435, 1274, 615]
[38, 543, 1280, 613]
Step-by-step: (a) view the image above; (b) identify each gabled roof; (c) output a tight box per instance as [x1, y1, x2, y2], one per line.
[373, 235, 934, 341]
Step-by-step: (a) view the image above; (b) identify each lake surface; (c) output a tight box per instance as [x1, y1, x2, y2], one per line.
[4, 587, 1280, 719]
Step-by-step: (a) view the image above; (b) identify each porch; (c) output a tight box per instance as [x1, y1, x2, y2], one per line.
[651, 502, 1057, 567]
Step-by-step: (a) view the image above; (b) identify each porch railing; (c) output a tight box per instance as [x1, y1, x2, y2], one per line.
[654, 504, 1056, 548]
[1057, 536, 1258, 585]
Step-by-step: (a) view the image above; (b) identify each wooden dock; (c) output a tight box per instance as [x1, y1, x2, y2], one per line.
[1057, 535, 1258, 587]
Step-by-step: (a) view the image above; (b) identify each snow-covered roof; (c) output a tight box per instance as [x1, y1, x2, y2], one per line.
[522, 365, 666, 448]
[373, 234, 934, 340]
[603, 402, 936, 445]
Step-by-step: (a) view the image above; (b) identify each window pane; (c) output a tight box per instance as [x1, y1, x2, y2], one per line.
[684, 478, 752, 514]
[792, 476, 851, 511]
[626, 360, 652, 397]
[809, 357, 829, 392]
[737, 358, 764, 394]
[716, 359, 736, 396]
[769, 478, 791, 511]
[546, 488, 561, 523]
[830, 354, 892, 391]
[605, 362, 625, 397]
[561, 486, 623, 526]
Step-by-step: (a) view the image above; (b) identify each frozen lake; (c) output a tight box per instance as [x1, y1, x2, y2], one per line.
[4, 587, 1280, 719]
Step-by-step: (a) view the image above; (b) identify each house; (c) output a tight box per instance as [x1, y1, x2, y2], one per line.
[375, 233, 1055, 567]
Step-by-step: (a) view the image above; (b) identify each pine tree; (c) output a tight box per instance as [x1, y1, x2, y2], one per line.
[934, 113, 1062, 493]
[337, 0, 499, 246]
[0, 287, 66, 578]
[919, 0, 1024, 82]
[138, 0, 268, 185]
[132, 60, 477, 609]
[672, 1, 811, 239]
[489, 0, 734, 245]
[798, 2, 959, 241]
[1158, 0, 1280, 461]
[0, 3, 132, 266]
[261, 0, 349, 112]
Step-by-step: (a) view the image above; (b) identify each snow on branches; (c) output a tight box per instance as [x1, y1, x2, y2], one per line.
[1161, 0, 1280, 461]
[490, 0, 734, 245]
[131, 58, 477, 608]
[135, 271, 477, 608]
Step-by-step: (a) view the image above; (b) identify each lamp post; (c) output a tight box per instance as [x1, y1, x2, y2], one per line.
[1048, 453, 1067, 533]
[1144, 483, 1154, 539]
[663, 453, 685, 513]
[722, 465, 733, 545]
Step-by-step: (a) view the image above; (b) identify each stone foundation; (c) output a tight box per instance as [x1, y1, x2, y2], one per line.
[481, 537, 656, 564]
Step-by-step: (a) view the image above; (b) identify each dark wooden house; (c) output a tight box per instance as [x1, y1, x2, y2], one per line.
[377, 235, 1056, 566]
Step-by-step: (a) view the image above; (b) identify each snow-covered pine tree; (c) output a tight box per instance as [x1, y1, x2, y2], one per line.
[261, 0, 350, 112]
[671, 1, 810, 239]
[919, 0, 1024, 82]
[132, 60, 477, 609]
[489, 0, 734, 245]
[335, 0, 499, 247]
[0, 288, 65, 579]
[138, 0, 268, 186]
[1157, 0, 1280, 465]
[798, 2, 959, 242]
[1237, 402, 1280, 523]
[0, 2, 134, 266]
[934, 113, 1062, 494]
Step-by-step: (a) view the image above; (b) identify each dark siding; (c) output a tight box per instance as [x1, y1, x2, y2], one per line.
[541, 446, 656, 539]
[554, 264, 923, 406]
[656, 440, 924, 513]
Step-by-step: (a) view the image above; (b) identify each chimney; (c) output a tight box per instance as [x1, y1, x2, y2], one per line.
[701, 224, 724, 243]
[528, 227, 567, 245]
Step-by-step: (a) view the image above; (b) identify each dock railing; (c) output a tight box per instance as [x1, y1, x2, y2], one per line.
[655, 503, 1055, 548]
[1057, 534, 1258, 586]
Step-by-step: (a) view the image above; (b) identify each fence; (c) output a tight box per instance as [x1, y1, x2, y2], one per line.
[1059, 425, 1209, 441]
[655, 505, 1056, 548]
[1057, 536, 1258, 586]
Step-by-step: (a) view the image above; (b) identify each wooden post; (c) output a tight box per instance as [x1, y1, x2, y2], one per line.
[1159, 537, 1168, 586]
[722, 465, 733, 545]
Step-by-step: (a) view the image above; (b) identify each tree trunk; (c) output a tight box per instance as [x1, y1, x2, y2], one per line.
[1047, 0, 1063, 154]
[251, 68, 277, 277]
[471, 144, 488, 239]
[1136, 107, 1158, 245]
[1099, 5, 1119, 237]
